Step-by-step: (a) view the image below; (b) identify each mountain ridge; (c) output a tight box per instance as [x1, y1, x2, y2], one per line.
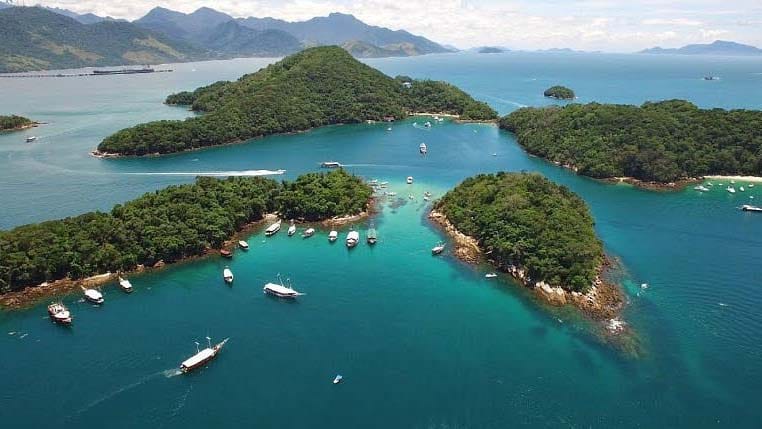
[639, 40, 762, 56]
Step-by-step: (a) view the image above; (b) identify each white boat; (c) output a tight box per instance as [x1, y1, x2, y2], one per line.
[263, 275, 302, 298]
[82, 287, 104, 304]
[741, 204, 762, 212]
[302, 227, 315, 238]
[385, 191, 397, 196]
[48, 302, 72, 325]
[265, 221, 281, 236]
[287, 223, 297, 236]
[419, 143, 427, 154]
[328, 230, 338, 242]
[118, 277, 133, 293]
[727, 186, 736, 194]
[431, 242, 445, 255]
[320, 161, 342, 168]
[238, 240, 249, 250]
[180, 337, 228, 374]
[333, 374, 343, 384]
[424, 121, 432, 128]
[730, 180, 736, 184]
[694, 185, 710, 192]
[740, 186, 745, 192]
[492, 153, 497, 156]
[368, 179, 378, 185]
[406, 176, 413, 184]
[707, 182, 713, 186]
[749, 184, 755, 188]
[223, 267, 234, 283]
[387, 127, 392, 131]
[346, 230, 360, 248]
[26, 136, 37, 143]
[485, 273, 498, 278]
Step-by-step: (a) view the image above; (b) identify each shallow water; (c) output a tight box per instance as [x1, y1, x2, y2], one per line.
[1, 52, 762, 428]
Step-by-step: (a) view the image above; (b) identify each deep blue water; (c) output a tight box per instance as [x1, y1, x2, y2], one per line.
[1, 52, 762, 428]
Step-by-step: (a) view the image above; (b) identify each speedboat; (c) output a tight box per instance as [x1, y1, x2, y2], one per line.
[328, 230, 338, 242]
[82, 287, 104, 304]
[263, 275, 301, 298]
[406, 176, 413, 184]
[485, 273, 498, 278]
[180, 337, 228, 374]
[432, 242, 445, 255]
[741, 204, 762, 212]
[419, 143, 427, 154]
[238, 240, 249, 250]
[302, 228, 315, 238]
[694, 185, 710, 192]
[47, 302, 72, 325]
[333, 374, 343, 384]
[118, 277, 133, 293]
[265, 220, 281, 236]
[287, 223, 297, 236]
[346, 230, 359, 248]
[727, 186, 736, 194]
[26, 136, 37, 143]
[223, 267, 234, 283]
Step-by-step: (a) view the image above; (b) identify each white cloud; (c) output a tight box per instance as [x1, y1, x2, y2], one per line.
[642, 18, 703, 26]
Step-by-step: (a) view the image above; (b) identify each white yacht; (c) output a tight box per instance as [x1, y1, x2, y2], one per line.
[265, 220, 281, 236]
[118, 277, 133, 293]
[406, 176, 413, 184]
[727, 186, 736, 194]
[82, 287, 104, 304]
[741, 204, 762, 212]
[223, 267, 234, 283]
[302, 227, 315, 238]
[287, 223, 297, 236]
[48, 302, 72, 325]
[328, 230, 338, 242]
[263, 275, 302, 298]
[346, 230, 360, 248]
[238, 240, 249, 250]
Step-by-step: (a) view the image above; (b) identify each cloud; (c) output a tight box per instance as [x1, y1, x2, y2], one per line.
[642, 18, 703, 26]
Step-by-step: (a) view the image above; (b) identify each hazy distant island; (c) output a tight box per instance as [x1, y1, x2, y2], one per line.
[500, 100, 762, 189]
[478, 47, 505, 54]
[543, 85, 575, 100]
[638, 40, 762, 56]
[0, 169, 371, 305]
[95, 46, 497, 157]
[0, 115, 35, 132]
[430, 172, 624, 323]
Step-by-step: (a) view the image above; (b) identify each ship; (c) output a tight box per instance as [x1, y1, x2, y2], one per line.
[47, 302, 72, 325]
[180, 337, 229, 374]
[741, 204, 762, 212]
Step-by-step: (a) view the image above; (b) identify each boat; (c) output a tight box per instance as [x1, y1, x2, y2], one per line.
[238, 240, 249, 250]
[220, 249, 233, 259]
[118, 277, 133, 293]
[302, 227, 315, 238]
[424, 121, 432, 128]
[333, 374, 343, 384]
[408, 194, 414, 200]
[47, 302, 72, 325]
[385, 191, 397, 196]
[749, 184, 755, 188]
[82, 287, 104, 304]
[423, 195, 431, 201]
[25, 136, 37, 143]
[287, 222, 297, 236]
[387, 127, 392, 131]
[407, 176, 413, 184]
[223, 267, 234, 284]
[180, 337, 229, 374]
[703, 75, 719, 81]
[346, 230, 360, 248]
[265, 220, 281, 236]
[419, 142, 427, 154]
[320, 161, 342, 168]
[731, 180, 736, 184]
[741, 204, 762, 212]
[432, 242, 445, 255]
[263, 275, 302, 298]
[379, 181, 389, 187]
[694, 185, 710, 192]
[328, 230, 338, 242]
[727, 186, 736, 194]
[492, 153, 497, 156]
[368, 179, 378, 185]
[485, 273, 498, 278]
[740, 186, 745, 192]
[367, 224, 377, 245]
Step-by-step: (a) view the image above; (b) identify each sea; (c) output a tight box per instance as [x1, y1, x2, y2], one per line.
[1, 52, 761, 428]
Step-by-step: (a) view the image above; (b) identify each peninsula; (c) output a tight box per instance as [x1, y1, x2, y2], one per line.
[543, 85, 575, 100]
[0, 115, 35, 132]
[95, 46, 497, 156]
[0, 169, 371, 304]
[500, 100, 762, 188]
[430, 172, 624, 323]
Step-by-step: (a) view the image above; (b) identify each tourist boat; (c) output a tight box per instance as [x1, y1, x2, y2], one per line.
[25, 136, 37, 143]
[180, 337, 229, 374]
[407, 176, 413, 184]
[741, 204, 762, 212]
[118, 277, 133, 293]
[47, 302, 72, 325]
[419, 142, 427, 154]
[328, 230, 338, 242]
[346, 230, 360, 248]
[287, 222, 297, 236]
[220, 249, 233, 258]
[333, 374, 343, 384]
[320, 161, 342, 168]
[302, 227, 315, 238]
[424, 121, 432, 128]
[263, 275, 302, 298]
[238, 240, 249, 250]
[694, 185, 710, 192]
[82, 287, 104, 304]
[367, 224, 377, 245]
[223, 267, 234, 283]
[485, 273, 498, 278]
[727, 186, 736, 194]
[431, 242, 445, 255]
[265, 220, 281, 236]
[740, 186, 745, 192]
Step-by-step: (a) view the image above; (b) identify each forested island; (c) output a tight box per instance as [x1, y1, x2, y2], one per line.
[431, 172, 623, 321]
[95, 46, 497, 157]
[543, 85, 575, 99]
[501, 100, 762, 185]
[0, 169, 371, 296]
[0, 115, 35, 132]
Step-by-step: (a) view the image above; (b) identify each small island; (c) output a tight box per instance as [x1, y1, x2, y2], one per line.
[478, 47, 504, 54]
[500, 100, 762, 188]
[0, 115, 35, 132]
[0, 169, 371, 305]
[543, 85, 575, 100]
[430, 172, 624, 323]
[95, 46, 497, 157]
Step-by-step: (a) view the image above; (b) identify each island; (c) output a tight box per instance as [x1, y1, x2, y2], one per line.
[500, 100, 762, 188]
[478, 47, 504, 54]
[95, 46, 497, 157]
[543, 85, 575, 100]
[430, 172, 624, 324]
[0, 115, 35, 132]
[0, 169, 371, 305]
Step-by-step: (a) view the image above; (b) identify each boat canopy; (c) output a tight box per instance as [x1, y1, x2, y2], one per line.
[181, 348, 215, 369]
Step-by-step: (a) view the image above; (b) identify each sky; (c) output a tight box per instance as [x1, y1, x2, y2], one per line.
[22, 0, 762, 52]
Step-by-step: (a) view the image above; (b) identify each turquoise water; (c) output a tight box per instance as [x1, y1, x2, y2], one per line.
[2, 52, 762, 428]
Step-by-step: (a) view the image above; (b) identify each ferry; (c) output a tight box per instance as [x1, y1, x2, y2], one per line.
[431, 242, 445, 255]
[25, 136, 37, 143]
[265, 220, 282, 236]
[367, 224, 377, 245]
[406, 176, 414, 184]
[328, 230, 338, 242]
[302, 227, 315, 238]
[220, 249, 233, 259]
[47, 302, 72, 325]
[263, 275, 302, 299]
[288, 222, 297, 236]
[320, 161, 342, 168]
[223, 267, 234, 284]
[741, 204, 762, 212]
[180, 337, 228, 374]
[346, 230, 360, 248]
[238, 240, 249, 250]
[419, 143, 427, 154]
[82, 287, 104, 304]
[118, 277, 133, 293]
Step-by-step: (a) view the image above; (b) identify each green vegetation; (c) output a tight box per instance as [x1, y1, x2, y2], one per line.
[436, 172, 603, 292]
[97, 46, 497, 156]
[500, 100, 762, 183]
[543, 85, 575, 99]
[0, 169, 371, 292]
[0, 115, 33, 131]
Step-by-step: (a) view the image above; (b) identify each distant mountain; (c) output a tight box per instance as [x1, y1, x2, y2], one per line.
[40, 6, 123, 24]
[341, 40, 424, 58]
[0, 7, 204, 73]
[477, 47, 505, 54]
[639, 40, 762, 56]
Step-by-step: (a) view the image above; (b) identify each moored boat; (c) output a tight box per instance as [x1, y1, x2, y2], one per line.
[485, 273, 498, 278]
[220, 249, 233, 259]
[346, 230, 359, 248]
[431, 242, 445, 255]
[47, 302, 72, 325]
[424, 121, 432, 128]
[740, 186, 745, 192]
[265, 220, 282, 236]
[302, 227, 315, 238]
[238, 240, 249, 250]
[263, 275, 302, 298]
[328, 230, 338, 242]
[82, 287, 104, 304]
[694, 185, 709, 192]
[223, 267, 234, 283]
[385, 191, 397, 196]
[741, 204, 762, 212]
[406, 176, 413, 184]
[288, 222, 297, 236]
[367, 224, 377, 245]
[26, 136, 37, 143]
[180, 337, 228, 374]
[419, 142, 427, 154]
[118, 276, 133, 293]
[727, 186, 736, 194]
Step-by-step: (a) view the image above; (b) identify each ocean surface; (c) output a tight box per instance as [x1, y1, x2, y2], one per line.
[1, 52, 762, 428]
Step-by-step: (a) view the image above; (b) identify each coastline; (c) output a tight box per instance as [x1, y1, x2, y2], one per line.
[703, 175, 762, 183]
[0, 122, 39, 133]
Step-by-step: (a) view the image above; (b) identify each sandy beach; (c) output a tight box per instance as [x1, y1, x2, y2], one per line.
[703, 175, 762, 183]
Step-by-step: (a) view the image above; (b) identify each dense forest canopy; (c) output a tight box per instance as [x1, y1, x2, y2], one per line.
[0, 115, 33, 131]
[500, 100, 762, 183]
[436, 172, 603, 292]
[0, 169, 371, 292]
[97, 46, 497, 156]
[543, 86, 575, 99]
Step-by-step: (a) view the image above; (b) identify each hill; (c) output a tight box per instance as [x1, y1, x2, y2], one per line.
[0, 7, 203, 73]
[341, 40, 422, 58]
[543, 85, 575, 100]
[96, 46, 496, 156]
[477, 47, 505, 54]
[0, 115, 34, 131]
[639, 40, 762, 56]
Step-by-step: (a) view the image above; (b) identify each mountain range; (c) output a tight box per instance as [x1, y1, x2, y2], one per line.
[639, 40, 762, 56]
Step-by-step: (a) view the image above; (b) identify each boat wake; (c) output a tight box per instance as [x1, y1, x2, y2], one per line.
[124, 169, 286, 177]
[163, 368, 183, 378]
[68, 370, 166, 419]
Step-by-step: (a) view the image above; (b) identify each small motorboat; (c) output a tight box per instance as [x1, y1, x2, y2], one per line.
[492, 153, 497, 156]
[740, 186, 745, 192]
[265, 220, 281, 236]
[749, 184, 755, 188]
[346, 230, 359, 248]
[727, 186, 736, 194]
[328, 230, 338, 242]
[387, 127, 392, 131]
[741, 204, 762, 212]
[82, 287, 104, 304]
[408, 194, 414, 200]
[263, 275, 302, 298]
[641, 283, 649, 289]
[333, 374, 343, 384]
[220, 249, 233, 259]
[47, 302, 72, 325]
[424, 121, 432, 128]
[180, 337, 228, 374]
[288, 222, 297, 236]
[694, 185, 710, 192]
[238, 240, 249, 250]
[223, 267, 234, 283]
[432, 242, 445, 255]
[485, 273, 498, 278]
[26, 136, 37, 143]
[302, 228, 315, 238]
[406, 176, 413, 184]
[419, 142, 427, 154]
[118, 277, 133, 293]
